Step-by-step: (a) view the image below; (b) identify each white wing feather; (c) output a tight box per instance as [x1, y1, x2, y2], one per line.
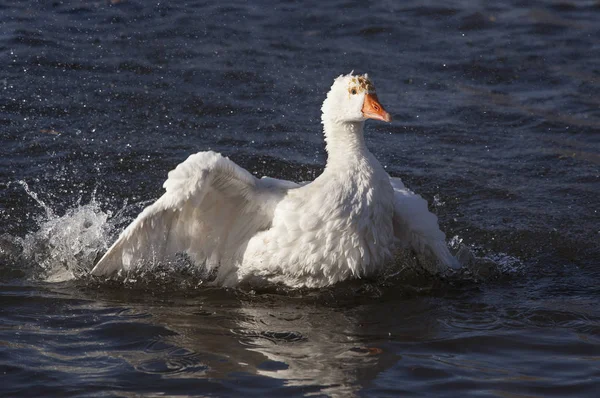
[91, 151, 296, 277]
[390, 177, 460, 272]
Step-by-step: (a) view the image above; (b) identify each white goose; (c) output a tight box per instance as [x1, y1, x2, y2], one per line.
[91, 73, 460, 287]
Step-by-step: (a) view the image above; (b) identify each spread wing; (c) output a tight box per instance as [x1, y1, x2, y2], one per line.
[91, 151, 297, 277]
[390, 177, 460, 273]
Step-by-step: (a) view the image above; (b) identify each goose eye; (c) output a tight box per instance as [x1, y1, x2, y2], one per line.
[351, 88, 357, 95]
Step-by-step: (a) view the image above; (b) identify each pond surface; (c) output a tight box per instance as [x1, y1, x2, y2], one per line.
[1, 0, 599, 396]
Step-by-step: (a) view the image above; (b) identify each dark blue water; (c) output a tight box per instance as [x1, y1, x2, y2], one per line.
[1, 0, 599, 396]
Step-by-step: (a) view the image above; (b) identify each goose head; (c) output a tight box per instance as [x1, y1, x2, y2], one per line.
[321, 73, 392, 125]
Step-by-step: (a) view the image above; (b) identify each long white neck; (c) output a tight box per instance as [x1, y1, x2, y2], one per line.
[322, 119, 369, 168]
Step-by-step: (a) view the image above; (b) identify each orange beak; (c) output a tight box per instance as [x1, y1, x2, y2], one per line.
[362, 93, 392, 122]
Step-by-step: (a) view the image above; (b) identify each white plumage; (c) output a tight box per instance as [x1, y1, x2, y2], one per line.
[91, 73, 460, 287]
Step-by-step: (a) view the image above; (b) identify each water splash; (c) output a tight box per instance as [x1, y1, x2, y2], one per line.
[16, 180, 55, 219]
[8, 181, 129, 282]
[450, 235, 525, 279]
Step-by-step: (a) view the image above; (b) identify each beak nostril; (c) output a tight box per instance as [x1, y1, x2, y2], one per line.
[362, 93, 389, 122]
